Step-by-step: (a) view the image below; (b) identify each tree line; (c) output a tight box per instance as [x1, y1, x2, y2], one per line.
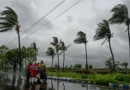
[0, 42, 38, 72]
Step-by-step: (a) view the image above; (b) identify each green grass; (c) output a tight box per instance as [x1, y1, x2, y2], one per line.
[48, 72, 130, 85]
[48, 72, 81, 78]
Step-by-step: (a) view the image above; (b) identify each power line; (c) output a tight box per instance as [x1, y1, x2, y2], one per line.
[23, 0, 82, 41]
[20, 0, 66, 35]
[6, 0, 66, 46]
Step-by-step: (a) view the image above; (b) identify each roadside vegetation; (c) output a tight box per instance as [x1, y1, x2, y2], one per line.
[48, 72, 130, 85]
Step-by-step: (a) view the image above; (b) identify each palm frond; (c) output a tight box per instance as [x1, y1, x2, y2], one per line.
[74, 31, 87, 44]
[109, 4, 128, 25]
[50, 42, 56, 46]
[74, 38, 84, 44]
[94, 19, 111, 40]
[60, 39, 65, 47]
[101, 38, 107, 45]
[77, 31, 86, 38]
[46, 47, 55, 56]
[0, 6, 18, 32]
[1, 6, 18, 18]
[65, 44, 71, 50]
[52, 37, 58, 44]
[0, 28, 11, 32]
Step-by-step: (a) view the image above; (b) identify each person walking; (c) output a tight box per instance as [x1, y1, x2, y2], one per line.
[26, 62, 32, 83]
[27, 62, 34, 83]
[33, 62, 39, 83]
[39, 60, 46, 83]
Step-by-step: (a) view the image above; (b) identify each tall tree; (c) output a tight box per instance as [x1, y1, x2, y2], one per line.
[74, 31, 88, 71]
[50, 37, 61, 70]
[0, 45, 8, 70]
[46, 47, 55, 69]
[22, 46, 37, 66]
[31, 42, 38, 61]
[94, 19, 116, 72]
[0, 7, 22, 71]
[60, 40, 71, 72]
[109, 4, 130, 63]
[6, 48, 19, 72]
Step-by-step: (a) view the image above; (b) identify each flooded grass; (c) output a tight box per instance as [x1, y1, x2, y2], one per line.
[48, 72, 130, 84]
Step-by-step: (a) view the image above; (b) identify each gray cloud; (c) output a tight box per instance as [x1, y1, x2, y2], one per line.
[10, 0, 53, 34]
[0, 0, 129, 68]
[66, 16, 73, 22]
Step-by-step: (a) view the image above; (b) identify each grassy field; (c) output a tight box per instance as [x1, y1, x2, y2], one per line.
[48, 72, 130, 85]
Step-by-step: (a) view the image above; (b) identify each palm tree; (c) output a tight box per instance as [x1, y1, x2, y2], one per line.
[94, 19, 116, 72]
[50, 37, 61, 70]
[60, 40, 71, 72]
[46, 47, 55, 69]
[109, 4, 130, 62]
[74, 31, 88, 71]
[0, 7, 22, 71]
[31, 42, 38, 61]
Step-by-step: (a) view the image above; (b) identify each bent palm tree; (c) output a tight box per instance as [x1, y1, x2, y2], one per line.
[94, 19, 116, 72]
[74, 31, 88, 71]
[109, 4, 130, 62]
[50, 37, 61, 70]
[60, 40, 71, 72]
[31, 42, 38, 61]
[46, 47, 55, 69]
[0, 7, 22, 71]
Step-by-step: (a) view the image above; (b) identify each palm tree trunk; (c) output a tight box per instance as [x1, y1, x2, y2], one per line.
[63, 82, 65, 90]
[85, 43, 88, 71]
[57, 80, 59, 90]
[17, 25, 22, 72]
[51, 56, 54, 69]
[127, 24, 130, 63]
[62, 51, 65, 72]
[57, 51, 60, 70]
[108, 39, 116, 72]
[4, 64, 6, 72]
[51, 80, 53, 90]
[13, 61, 16, 73]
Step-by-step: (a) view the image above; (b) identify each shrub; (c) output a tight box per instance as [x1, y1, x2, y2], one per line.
[88, 74, 97, 80]
[81, 74, 88, 79]
[115, 74, 130, 82]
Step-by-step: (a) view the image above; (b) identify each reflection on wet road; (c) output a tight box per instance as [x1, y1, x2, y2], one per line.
[0, 73, 118, 90]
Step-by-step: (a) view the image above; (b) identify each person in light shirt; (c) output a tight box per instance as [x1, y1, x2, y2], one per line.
[39, 60, 47, 83]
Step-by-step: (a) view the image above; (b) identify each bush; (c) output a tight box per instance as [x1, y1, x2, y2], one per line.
[81, 74, 88, 79]
[115, 74, 130, 82]
[88, 74, 97, 80]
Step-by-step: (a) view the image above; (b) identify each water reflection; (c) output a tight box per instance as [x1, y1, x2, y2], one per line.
[0, 73, 118, 90]
[63, 82, 65, 90]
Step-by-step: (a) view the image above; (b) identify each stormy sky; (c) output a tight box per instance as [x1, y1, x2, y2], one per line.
[0, 0, 129, 68]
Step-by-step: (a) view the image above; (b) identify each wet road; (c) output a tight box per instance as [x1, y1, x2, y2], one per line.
[0, 73, 119, 90]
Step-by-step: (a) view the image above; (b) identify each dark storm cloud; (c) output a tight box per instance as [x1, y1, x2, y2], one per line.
[0, 0, 130, 68]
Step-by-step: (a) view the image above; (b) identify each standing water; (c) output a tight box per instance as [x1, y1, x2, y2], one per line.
[0, 73, 120, 90]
